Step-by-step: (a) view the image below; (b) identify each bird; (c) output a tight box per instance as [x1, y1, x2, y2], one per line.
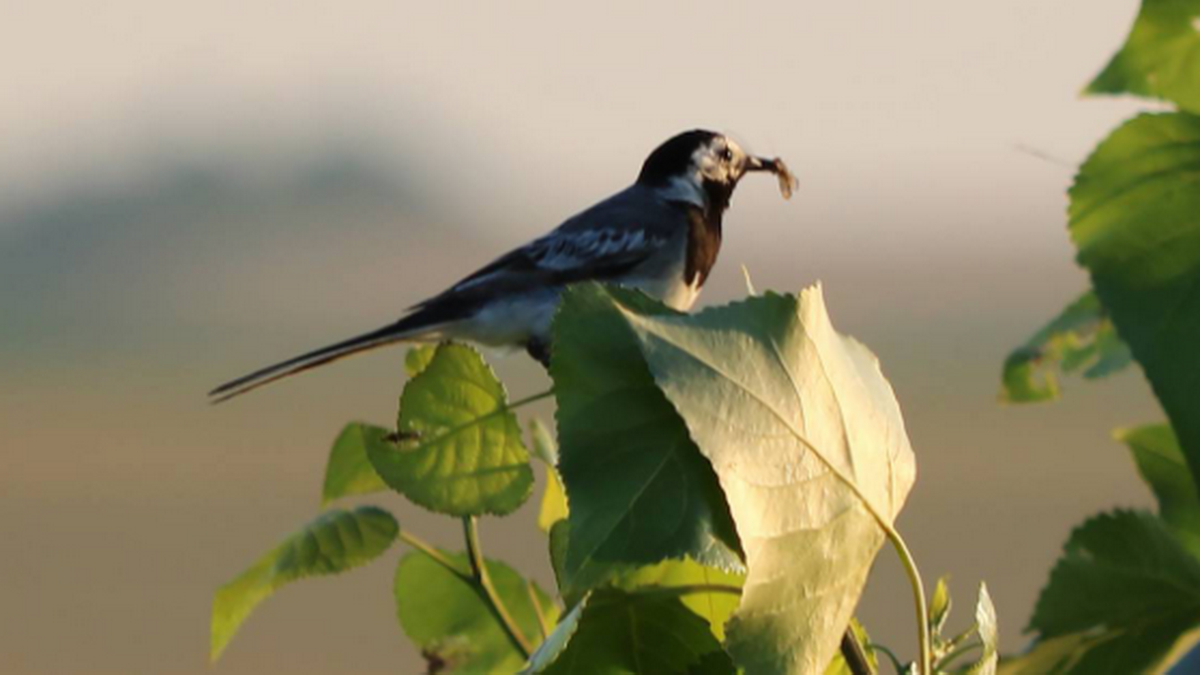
[209, 129, 795, 402]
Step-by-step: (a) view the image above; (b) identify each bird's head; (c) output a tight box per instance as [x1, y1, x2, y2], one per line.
[636, 130, 794, 212]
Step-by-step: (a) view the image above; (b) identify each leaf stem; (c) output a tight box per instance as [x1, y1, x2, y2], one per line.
[883, 526, 931, 675]
[526, 579, 551, 640]
[865, 642, 906, 674]
[397, 529, 471, 583]
[508, 389, 554, 410]
[462, 516, 535, 658]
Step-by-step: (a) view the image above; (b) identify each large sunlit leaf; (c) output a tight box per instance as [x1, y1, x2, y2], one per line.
[210, 506, 398, 661]
[524, 589, 731, 675]
[320, 422, 389, 505]
[1086, 0, 1200, 113]
[367, 343, 534, 516]
[1070, 111, 1200, 487]
[1117, 423, 1200, 556]
[551, 286, 742, 591]
[394, 549, 558, 674]
[1000, 290, 1131, 403]
[587, 283, 915, 675]
[1002, 510, 1200, 674]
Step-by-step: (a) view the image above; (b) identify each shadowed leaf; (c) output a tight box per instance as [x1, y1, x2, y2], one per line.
[1002, 510, 1200, 674]
[1069, 112, 1200, 489]
[211, 506, 398, 661]
[394, 549, 557, 674]
[1000, 290, 1130, 403]
[551, 285, 742, 592]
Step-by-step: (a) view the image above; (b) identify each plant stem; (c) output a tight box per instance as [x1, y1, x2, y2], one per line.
[883, 526, 931, 675]
[462, 516, 535, 658]
[526, 580, 551, 640]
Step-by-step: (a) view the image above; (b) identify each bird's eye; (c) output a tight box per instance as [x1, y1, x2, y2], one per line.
[720, 147, 733, 161]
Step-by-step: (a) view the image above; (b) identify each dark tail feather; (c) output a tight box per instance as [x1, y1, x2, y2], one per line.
[208, 313, 445, 404]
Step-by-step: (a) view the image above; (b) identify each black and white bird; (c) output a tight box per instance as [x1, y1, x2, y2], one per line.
[210, 129, 795, 402]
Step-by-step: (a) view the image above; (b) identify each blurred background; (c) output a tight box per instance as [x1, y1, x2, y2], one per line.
[0, 1, 1168, 673]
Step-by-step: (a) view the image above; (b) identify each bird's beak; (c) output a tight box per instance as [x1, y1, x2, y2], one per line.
[744, 155, 798, 199]
[743, 156, 777, 173]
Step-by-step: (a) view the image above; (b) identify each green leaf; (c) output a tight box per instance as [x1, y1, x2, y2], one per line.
[551, 285, 742, 590]
[1070, 112, 1200, 488]
[1000, 290, 1131, 403]
[394, 549, 558, 674]
[1007, 510, 1200, 674]
[607, 284, 917, 675]
[210, 506, 398, 661]
[525, 589, 729, 675]
[1117, 423, 1200, 555]
[405, 344, 437, 377]
[367, 343, 534, 516]
[612, 557, 745, 641]
[320, 423, 390, 506]
[1086, 0, 1200, 113]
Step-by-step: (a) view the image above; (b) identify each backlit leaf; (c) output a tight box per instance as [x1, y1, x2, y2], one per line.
[367, 343, 534, 516]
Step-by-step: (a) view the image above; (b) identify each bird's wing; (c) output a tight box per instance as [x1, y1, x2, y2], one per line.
[417, 185, 686, 307]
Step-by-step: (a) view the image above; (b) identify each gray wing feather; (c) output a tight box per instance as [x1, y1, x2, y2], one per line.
[442, 184, 687, 296]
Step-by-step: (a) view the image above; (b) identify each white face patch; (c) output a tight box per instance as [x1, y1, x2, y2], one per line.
[660, 135, 748, 207]
[695, 136, 749, 187]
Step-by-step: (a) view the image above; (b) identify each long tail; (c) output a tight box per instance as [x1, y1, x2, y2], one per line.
[208, 311, 448, 403]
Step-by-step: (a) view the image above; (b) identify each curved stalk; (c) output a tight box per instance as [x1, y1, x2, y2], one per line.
[463, 517, 534, 658]
[883, 526, 930, 675]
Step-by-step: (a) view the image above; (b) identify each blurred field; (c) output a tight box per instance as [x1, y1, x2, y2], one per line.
[0, 2, 1165, 673]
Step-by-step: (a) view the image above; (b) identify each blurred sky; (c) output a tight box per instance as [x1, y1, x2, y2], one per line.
[0, 2, 1170, 674]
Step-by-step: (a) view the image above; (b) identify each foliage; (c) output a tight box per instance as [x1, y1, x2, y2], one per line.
[999, 290, 1130, 403]
[210, 506, 398, 660]
[214, 285, 982, 675]
[1086, 0, 1200, 113]
[1000, 2, 1200, 671]
[395, 550, 558, 674]
[571, 283, 916, 673]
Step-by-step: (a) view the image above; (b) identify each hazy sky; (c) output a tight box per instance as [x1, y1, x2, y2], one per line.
[0, 2, 1167, 674]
